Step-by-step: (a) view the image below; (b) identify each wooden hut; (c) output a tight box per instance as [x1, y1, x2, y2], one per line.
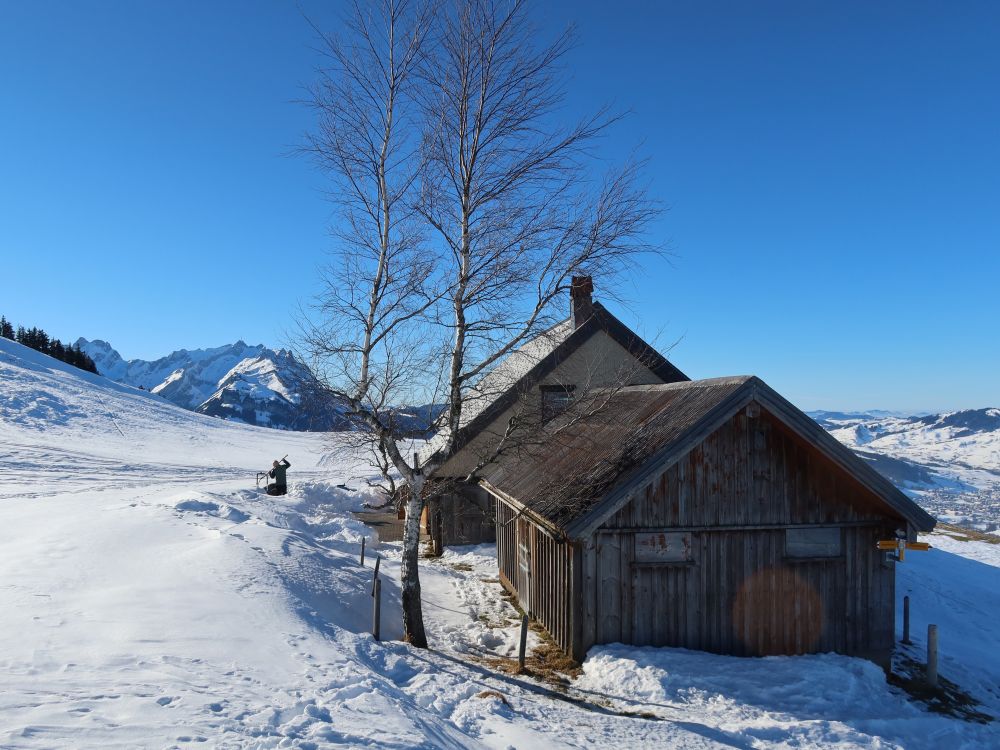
[480, 376, 935, 667]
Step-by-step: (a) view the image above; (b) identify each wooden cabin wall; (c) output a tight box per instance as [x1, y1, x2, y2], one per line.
[439, 484, 496, 545]
[602, 410, 892, 530]
[586, 526, 893, 661]
[585, 409, 899, 664]
[494, 497, 575, 654]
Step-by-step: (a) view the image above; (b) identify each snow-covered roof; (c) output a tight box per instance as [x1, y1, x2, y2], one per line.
[421, 302, 690, 471]
[420, 317, 574, 461]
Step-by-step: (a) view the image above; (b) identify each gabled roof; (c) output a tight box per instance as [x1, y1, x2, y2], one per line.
[479, 376, 936, 539]
[423, 302, 688, 468]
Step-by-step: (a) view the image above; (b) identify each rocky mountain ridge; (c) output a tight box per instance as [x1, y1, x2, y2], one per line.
[77, 338, 347, 431]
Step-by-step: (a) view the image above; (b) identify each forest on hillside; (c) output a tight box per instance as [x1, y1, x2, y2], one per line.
[0, 315, 98, 373]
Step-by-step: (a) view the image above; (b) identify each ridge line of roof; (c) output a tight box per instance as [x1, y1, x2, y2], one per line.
[615, 375, 754, 392]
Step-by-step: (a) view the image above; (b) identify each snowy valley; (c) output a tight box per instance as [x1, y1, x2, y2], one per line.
[811, 410, 1000, 533]
[2, 337, 999, 748]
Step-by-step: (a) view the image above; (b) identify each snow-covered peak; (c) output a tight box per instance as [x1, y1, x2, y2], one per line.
[196, 351, 351, 431]
[74, 337, 352, 431]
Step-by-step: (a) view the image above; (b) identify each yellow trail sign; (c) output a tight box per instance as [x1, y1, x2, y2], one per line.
[877, 539, 931, 561]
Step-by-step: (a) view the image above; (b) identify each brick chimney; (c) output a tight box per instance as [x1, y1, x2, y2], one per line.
[570, 275, 594, 329]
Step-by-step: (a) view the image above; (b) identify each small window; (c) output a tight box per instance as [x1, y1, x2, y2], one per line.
[540, 384, 575, 422]
[786, 527, 841, 558]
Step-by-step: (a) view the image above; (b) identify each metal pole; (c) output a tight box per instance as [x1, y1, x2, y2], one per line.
[902, 596, 911, 645]
[360, 537, 366, 566]
[371, 555, 381, 596]
[373, 577, 382, 641]
[927, 624, 938, 688]
[517, 613, 529, 671]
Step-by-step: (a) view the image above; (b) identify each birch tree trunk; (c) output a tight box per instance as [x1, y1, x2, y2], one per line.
[400, 474, 427, 647]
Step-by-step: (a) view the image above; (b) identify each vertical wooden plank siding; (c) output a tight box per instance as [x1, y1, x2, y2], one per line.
[491, 493, 575, 654]
[440, 484, 498, 545]
[491, 407, 901, 666]
[583, 409, 900, 664]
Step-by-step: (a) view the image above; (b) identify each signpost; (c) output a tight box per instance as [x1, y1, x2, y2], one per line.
[877, 539, 930, 562]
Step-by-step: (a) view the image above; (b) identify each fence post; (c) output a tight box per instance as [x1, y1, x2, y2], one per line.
[373, 577, 382, 642]
[360, 537, 366, 566]
[371, 555, 381, 596]
[431, 501, 443, 557]
[927, 624, 938, 688]
[517, 613, 529, 672]
[902, 596, 911, 645]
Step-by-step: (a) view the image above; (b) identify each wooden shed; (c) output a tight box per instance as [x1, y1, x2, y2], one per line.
[481, 376, 935, 667]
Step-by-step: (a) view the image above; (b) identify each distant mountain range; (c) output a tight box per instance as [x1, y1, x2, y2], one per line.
[77, 339, 350, 431]
[76, 338, 439, 435]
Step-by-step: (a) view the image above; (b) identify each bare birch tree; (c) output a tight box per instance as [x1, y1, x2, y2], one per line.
[303, 0, 661, 648]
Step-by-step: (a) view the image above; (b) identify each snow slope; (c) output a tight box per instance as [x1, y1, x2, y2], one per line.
[2, 336, 998, 748]
[816, 409, 1000, 487]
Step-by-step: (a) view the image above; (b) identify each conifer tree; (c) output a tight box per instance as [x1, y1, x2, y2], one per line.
[2, 316, 100, 373]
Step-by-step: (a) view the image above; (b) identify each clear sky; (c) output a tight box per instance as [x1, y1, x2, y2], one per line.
[2, 1, 997, 412]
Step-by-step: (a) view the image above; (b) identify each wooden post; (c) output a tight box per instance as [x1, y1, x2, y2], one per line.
[517, 613, 529, 672]
[371, 555, 381, 596]
[431, 500, 443, 557]
[360, 537, 366, 566]
[373, 577, 382, 642]
[902, 596, 911, 645]
[927, 624, 938, 688]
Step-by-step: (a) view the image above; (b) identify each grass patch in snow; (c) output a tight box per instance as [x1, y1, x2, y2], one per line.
[524, 632, 583, 682]
[475, 689, 510, 706]
[935, 522, 1000, 544]
[477, 597, 582, 685]
[890, 651, 994, 724]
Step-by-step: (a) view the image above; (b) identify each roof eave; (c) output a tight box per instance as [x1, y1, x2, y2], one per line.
[563, 379, 759, 539]
[563, 376, 936, 539]
[479, 479, 567, 540]
[752, 383, 937, 533]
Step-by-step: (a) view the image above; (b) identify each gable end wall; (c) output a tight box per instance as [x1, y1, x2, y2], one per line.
[584, 408, 899, 665]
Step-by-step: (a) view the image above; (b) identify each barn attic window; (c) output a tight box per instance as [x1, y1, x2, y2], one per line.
[540, 384, 576, 422]
[785, 527, 842, 559]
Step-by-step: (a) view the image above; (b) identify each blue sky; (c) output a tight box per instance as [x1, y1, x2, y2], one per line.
[1, 1, 997, 412]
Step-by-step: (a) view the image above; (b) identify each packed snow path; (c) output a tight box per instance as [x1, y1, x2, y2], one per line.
[2, 337, 999, 748]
